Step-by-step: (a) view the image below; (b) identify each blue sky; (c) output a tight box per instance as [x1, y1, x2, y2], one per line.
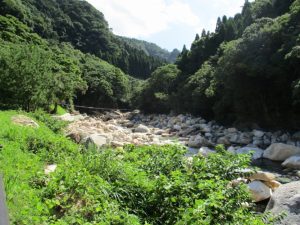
[86, 0, 248, 51]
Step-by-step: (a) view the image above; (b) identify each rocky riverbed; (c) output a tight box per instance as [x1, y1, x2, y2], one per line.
[59, 110, 300, 149]
[54, 111, 300, 223]
[57, 110, 300, 181]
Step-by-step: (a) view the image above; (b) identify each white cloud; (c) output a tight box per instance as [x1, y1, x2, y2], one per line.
[86, 0, 202, 38]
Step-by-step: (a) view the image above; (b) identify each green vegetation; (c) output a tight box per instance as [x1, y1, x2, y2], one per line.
[0, 0, 297, 224]
[0, 0, 165, 79]
[140, 0, 300, 129]
[0, 14, 132, 112]
[2, 0, 298, 129]
[119, 36, 180, 63]
[0, 111, 277, 224]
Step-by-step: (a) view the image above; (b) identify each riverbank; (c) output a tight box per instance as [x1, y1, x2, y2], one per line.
[1, 110, 273, 224]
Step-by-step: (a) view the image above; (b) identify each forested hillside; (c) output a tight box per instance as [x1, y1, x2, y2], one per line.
[119, 36, 180, 63]
[139, 0, 300, 129]
[0, 0, 299, 129]
[0, 0, 165, 79]
[0, 14, 136, 111]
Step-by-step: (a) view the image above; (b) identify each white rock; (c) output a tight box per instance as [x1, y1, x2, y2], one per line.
[253, 130, 264, 138]
[173, 124, 181, 131]
[282, 155, 300, 169]
[44, 164, 57, 175]
[227, 128, 237, 133]
[199, 124, 211, 133]
[188, 135, 211, 148]
[85, 134, 107, 148]
[198, 147, 216, 157]
[134, 124, 150, 133]
[263, 143, 300, 161]
[266, 181, 300, 225]
[248, 181, 272, 202]
[236, 147, 264, 160]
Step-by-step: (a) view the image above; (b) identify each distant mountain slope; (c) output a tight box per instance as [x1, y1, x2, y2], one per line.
[118, 36, 180, 63]
[0, 0, 164, 79]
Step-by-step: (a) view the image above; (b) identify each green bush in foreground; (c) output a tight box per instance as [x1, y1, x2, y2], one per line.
[0, 111, 276, 224]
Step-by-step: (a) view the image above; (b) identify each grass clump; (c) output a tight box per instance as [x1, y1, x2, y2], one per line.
[0, 110, 276, 224]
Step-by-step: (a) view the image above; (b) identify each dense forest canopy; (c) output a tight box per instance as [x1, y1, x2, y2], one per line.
[0, 0, 299, 129]
[139, 0, 300, 129]
[0, 0, 165, 79]
[119, 36, 180, 63]
[0, 14, 132, 111]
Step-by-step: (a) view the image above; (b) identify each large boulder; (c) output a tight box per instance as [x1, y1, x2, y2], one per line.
[188, 135, 211, 148]
[263, 143, 300, 161]
[253, 130, 264, 138]
[134, 124, 150, 133]
[237, 133, 252, 145]
[248, 181, 272, 202]
[198, 147, 215, 157]
[84, 134, 107, 148]
[236, 147, 264, 160]
[282, 155, 300, 170]
[266, 181, 300, 225]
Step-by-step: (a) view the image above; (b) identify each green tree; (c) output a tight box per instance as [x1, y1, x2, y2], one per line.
[139, 64, 180, 113]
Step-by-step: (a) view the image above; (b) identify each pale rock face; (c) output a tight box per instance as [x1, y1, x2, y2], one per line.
[266, 181, 300, 225]
[263, 143, 300, 161]
[249, 171, 276, 182]
[236, 147, 264, 160]
[248, 181, 272, 202]
[282, 155, 300, 169]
